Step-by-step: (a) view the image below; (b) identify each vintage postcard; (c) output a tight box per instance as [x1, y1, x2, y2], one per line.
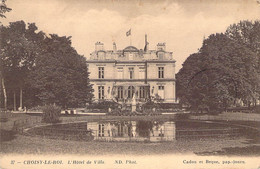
[0, 0, 259, 169]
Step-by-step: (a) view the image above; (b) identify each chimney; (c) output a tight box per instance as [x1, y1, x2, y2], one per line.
[157, 43, 166, 51]
[95, 42, 104, 51]
[113, 42, 117, 52]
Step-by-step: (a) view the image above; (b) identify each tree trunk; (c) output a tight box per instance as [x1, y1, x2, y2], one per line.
[1, 77, 7, 110]
[248, 101, 251, 108]
[19, 87, 23, 109]
[14, 91, 16, 111]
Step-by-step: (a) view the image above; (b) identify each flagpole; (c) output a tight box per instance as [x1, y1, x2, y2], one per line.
[130, 29, 132, 46]
[126, 28, 132, 46]
[130, 33, 132, 46]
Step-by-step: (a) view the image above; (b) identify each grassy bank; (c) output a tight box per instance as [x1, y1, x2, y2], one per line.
[189, 112, 260, 122]
[1, 133, 255, 156]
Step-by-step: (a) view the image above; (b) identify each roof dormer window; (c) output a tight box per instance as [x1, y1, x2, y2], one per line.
[97, 51, 105, 60]
[129, 53, 133, 60]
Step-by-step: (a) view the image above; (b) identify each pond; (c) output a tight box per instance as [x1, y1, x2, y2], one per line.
[26, 120, 255, 142]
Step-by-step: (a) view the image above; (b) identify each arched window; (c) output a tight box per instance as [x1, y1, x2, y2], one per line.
[128, 86, 135, 99]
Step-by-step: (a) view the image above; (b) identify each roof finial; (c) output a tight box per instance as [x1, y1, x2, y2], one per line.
[144, 34, 148, 52]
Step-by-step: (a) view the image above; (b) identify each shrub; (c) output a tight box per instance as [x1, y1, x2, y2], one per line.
[42, 104, 61, 123]
[157, 103, 182, 109]
[252, 105, 260, 114]
[28, 106, 43, 111]
[108, 108, 121, 116]
[140, 101, 161, 116]
[87, 100, 120, 110]
[174, 113, 190, 120]
[141, 100, 160, 111]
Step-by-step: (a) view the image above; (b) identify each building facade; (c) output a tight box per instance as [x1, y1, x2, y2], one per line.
[87, 36, 176, 104]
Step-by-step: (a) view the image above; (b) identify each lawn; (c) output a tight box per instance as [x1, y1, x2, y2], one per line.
[0, 133, 253, 156]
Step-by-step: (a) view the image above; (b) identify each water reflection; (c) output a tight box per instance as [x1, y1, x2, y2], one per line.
[87, 121, 176, 142]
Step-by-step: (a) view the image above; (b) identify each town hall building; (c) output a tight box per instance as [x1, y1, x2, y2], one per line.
[87, 35, 176, 104]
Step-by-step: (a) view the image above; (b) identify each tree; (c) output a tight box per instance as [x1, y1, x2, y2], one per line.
[200, 33, 259, 106]
[0, 21, 44, 110]
[225, 20, 260, 106]
[0, 0, 11, 19]
[226, 20, 260, 54]
[177, 31, 259, 113]
[1, 21, 93, 110]
[29, 34, 93, 108]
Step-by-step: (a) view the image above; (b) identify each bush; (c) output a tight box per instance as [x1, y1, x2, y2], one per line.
[87, 100, 120, 110]
[156, 103, 177, 109]
[108, 108, 121, 116]
[28, 106, 43, 111]
[142, 100, 160, 110]
[42, 104, 61, 123]
[252, 105, 260, 114]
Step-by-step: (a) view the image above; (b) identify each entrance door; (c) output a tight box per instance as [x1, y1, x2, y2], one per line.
[158, 86, 165, 100]
[128, 86, 135, 99]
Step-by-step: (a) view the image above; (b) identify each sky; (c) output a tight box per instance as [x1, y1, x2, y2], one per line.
[1, 0, 260, 72]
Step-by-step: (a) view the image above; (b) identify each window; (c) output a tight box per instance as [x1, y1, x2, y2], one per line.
[139, 67, 145, 79]
[129, 53, 133, 60]
[158, 86, 164, 90]
[98, 86, 104, 99]
[128, 86, 135, 99]
[97, 52, 105, 60]
[129, 67, 134, 79]
[98, 124, 104, 137]
[158, 53, 164, 60]
[139, 87, 146, 98]
[117, 67, 123, 79]
[118, 87, 123, 99]
[158, 86, 165, 99]
[98, 67, 104, 79]
[158, 67, 164, 78]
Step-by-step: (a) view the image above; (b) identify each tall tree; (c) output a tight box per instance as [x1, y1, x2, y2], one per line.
[177, 31, 259, 113]
[226, 20, 260, 54]
[0, 0, 11, 19]
[1, 21, 93, 110]
[225, 20, 260, 105]
[29, 34, 93, 108]
[0, 21, 43, 110]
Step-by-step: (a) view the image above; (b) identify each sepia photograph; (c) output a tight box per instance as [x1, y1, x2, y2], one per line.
[0, 0, 260, 168]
